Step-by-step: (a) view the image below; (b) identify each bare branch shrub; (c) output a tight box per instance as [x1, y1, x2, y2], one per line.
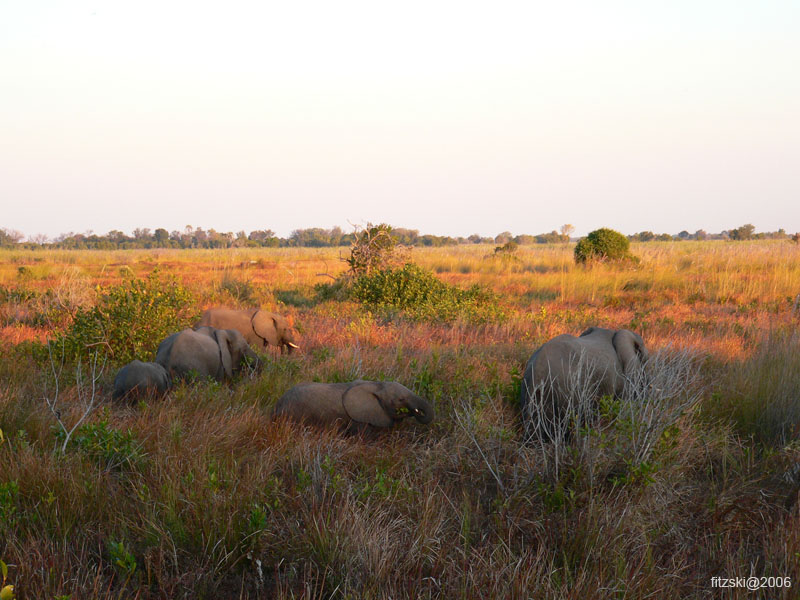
[619, 346, 703, 465]
[43, 340, 106, 453]
[521, 350, 604, 481]
[344, 223, 409, 277]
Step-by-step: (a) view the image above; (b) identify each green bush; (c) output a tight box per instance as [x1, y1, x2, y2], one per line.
[56, 418, 145, 471]
[53, 269, 198, 366]
[351, 263, 505, 323]
[574, 228, 634, 264]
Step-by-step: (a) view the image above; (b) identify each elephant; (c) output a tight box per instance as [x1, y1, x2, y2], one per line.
[196, 308, 299, 354]
[155, 326, 260, 381]
[273, 380, 434, 432]
[520, 326, 648, 440]
[112, 360, 171, 401]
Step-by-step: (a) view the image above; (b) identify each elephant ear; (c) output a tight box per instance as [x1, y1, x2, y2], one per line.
[612, 329, 648, 376]
[251, 311, 280, 347]
[342, 381, 394, 428]
[214, 330, 234, 379]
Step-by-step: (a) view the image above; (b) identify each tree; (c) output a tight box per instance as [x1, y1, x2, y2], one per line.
[494, 231, 513, 244]
[513, 235, 537, 245]
[560, 224, 575, 240]
[154, 228, 170, 244]
[28, 233, 49, 245]
[0, 228, 24, 246]
[729, 224, 755, 241]
[248, 230, 275, 242]
[574, 228, 633, 264]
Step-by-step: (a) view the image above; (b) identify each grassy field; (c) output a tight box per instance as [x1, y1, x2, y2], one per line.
[1, 241, 799, 598]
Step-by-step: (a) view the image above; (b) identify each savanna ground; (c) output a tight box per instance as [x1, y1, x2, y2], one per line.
[1, 241, 799, 599]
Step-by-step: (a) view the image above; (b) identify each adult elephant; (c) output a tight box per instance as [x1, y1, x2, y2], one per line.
[520, 326, 648, 440]
[112, 360, 171, 401]
[155, 326, 259, 381]
[273, 380, 434, 432]
[196, 308, 299, 354]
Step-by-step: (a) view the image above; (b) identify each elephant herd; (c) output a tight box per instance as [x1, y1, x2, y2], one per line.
[113, 306, 648, 437]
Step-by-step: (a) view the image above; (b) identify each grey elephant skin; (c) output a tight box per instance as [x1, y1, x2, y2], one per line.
[273, 380, 434, 432]
[155, 326, 260, 381]
[196, 308, 299, 354]
[112, 360, 171, 401]
[520, 326, 648, 431]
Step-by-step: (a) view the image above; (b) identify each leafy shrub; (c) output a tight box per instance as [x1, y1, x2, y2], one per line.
[494, 241, 518, 254]
[0, 285, 38, 304]
[574, 228, 634, 264]
[53, 269, 198, 365]
[351, 263, 505, 323]
[56, 418, 145, 470]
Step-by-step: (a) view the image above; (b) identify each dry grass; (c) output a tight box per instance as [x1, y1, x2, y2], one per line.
[0, 240, 799, 598]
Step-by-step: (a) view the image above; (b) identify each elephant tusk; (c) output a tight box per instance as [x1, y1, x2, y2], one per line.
[287, 342, 299, 349]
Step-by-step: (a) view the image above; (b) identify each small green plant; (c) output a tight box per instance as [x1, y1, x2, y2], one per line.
[53, 269, 197, 365]
[108, 540, 137, 578]
[358, 467, 412, 502]
[0, 481, 19, 529]
[321, 455, 343, 490]
[295, 467, 312, 492]
[247, 504, 269, 533]
[574, 228, 634, 264]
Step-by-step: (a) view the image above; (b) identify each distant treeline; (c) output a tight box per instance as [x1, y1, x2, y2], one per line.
[0, 223, 794, 250]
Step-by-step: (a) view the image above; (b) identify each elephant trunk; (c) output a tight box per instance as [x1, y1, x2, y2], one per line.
[244, 346, 262, 371]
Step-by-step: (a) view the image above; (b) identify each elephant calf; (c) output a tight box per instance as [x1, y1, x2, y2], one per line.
[520, 326, 648, 440]
[113, 360, 171, 401]
[155, 326, 260, 381]
[195, 307, 299, 354]
[273, 380, 434, 432]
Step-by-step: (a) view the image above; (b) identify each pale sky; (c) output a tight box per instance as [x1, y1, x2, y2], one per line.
[2, 1, 799, 240]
